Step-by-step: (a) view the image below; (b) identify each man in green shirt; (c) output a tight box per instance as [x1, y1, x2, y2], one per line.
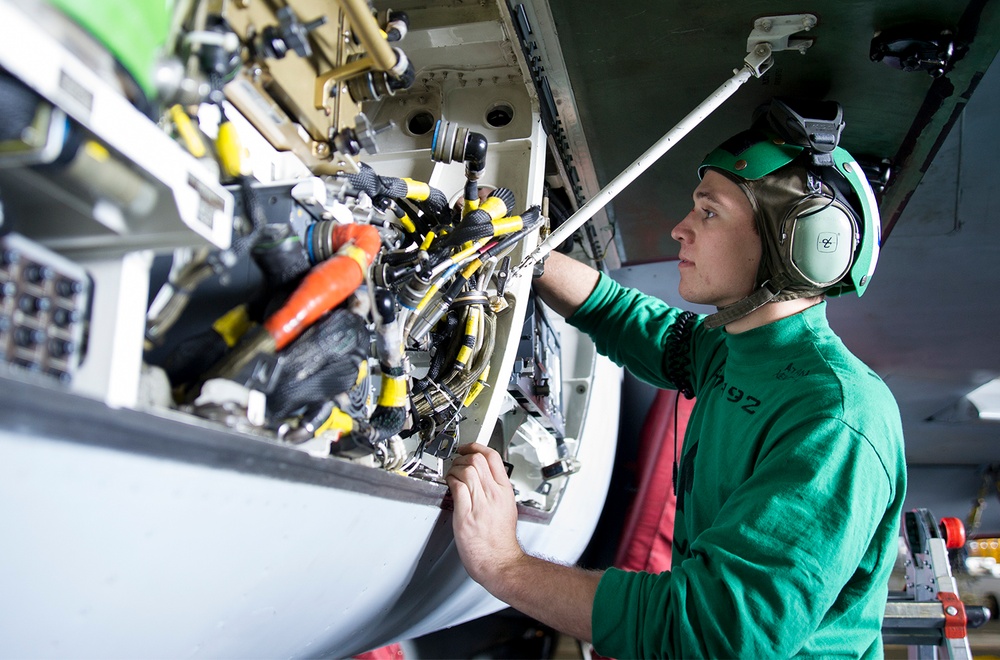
[446, 100, 906, 658]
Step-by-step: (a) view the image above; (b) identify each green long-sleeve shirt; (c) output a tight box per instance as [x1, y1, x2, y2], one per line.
[569, 274, 906, 659]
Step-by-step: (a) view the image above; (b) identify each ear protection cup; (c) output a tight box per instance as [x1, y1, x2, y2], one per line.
[780, 197, 858, 288]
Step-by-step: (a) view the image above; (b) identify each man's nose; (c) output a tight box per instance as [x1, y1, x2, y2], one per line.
[670, 212, 693, 242]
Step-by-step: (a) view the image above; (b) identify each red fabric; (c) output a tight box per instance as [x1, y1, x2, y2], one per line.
[353, 643, 404, 659]
[614, 389, 693, 574]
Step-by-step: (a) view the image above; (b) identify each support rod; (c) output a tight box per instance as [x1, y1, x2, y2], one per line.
[515, 59, 762, 278]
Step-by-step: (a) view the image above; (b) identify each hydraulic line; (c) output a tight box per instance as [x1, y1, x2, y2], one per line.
[368, 290, 409, 441]
[145, 175, 265, 347]
[265, 222, 380, 350]
[412, 304, 495, 421]
[204, 222, 380, 382]
[345, 163, 449, 215]
[438, 189, 517, 248]
[407, 257, 484, 343]
[266, 308, 369, 423]
[161, 303, 252, 389]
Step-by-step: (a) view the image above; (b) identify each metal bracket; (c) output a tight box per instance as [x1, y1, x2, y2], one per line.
[747, 14, 818, 56]
[743, 42, 774, 78]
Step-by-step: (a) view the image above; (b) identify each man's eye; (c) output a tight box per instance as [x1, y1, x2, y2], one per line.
[703, 209, 716, 219]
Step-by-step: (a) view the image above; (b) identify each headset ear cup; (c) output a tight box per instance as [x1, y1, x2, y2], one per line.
[785, 201, 857, 287]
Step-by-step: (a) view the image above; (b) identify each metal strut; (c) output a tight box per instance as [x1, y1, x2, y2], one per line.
[514, 14, 818, 278]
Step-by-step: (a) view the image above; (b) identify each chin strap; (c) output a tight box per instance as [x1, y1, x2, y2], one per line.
[702, 276, 790, 329]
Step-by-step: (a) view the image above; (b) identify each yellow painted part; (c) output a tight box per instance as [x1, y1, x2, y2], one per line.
[83, 140, 110, 162]
[169, 105, 206, 158]
[316, 408, 355, 436]
[377, 375, 408, 408]
[339, 244, 371, 274]
[462, 365, 491, 406]
[216, 120, 245, 178]
[463, 199, 479, 216]
[420, 231, 436, 251]
[403, 178, 431, 201]
[355, 360, 369, 386]
[491, 216, 524, 236]
[212, 305, 251, 347]
[480, 195, 509, 219]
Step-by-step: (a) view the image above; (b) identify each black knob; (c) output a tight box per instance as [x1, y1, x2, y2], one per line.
[23, 264, 53, 284]
[48, 338, 74, 358]
[52, 307, 80, 328]
[14, 326, 45, 347]
[18, 294, 50, 315]
[56, 278, 82, 298]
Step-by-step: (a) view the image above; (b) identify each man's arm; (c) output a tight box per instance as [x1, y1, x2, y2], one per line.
[445, 443, 603, 641]
[531, 251, 601, 319]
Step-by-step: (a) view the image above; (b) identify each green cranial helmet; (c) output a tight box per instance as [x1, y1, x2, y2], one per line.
[695, 99, 881, 328]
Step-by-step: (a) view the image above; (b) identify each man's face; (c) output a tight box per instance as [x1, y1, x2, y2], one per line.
[670, 170, 762, 308]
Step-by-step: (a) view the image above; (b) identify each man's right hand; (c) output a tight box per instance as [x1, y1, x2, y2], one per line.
[445, 443, 524, 586]
[531, 251, 601, 319]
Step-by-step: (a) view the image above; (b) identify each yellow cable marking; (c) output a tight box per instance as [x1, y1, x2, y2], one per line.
[339, 244, 370, 273]
[481, 196, 509, 219]
[355, 360, 369, 386]
[455, 306, 481, 367]
[316, 408, 355, 436]
[83, 140, 110, 162]
[463, 365, 491, 406]
[451, 238, 488, 265]
[168, 105, 206, 158]
[377, 375, 408, 408]
[415, 281, 441, 313]
[491, 216, 524, 236]
[216, 120, 245, 178]
[399, 213, 416, 233]
[420, 231, 436, 251]
[212, 305, 251, 347]
[461, 259, 482, 279]
[403, 178, 430, 201]
[466, 305, 481, 335]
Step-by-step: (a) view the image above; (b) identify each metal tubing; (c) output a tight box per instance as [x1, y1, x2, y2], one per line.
[338, 0, 397, 72]
[515, 65, 755, 277]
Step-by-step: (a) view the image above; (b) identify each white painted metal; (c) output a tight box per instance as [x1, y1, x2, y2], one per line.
[0, 0, 234, 257]
[0, 351, 619, 657]
[0, 1, 624, 657]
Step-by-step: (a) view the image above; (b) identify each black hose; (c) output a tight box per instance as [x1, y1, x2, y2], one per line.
[266, 308, 369, 423]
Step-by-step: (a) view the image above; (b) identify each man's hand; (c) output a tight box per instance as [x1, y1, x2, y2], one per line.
[445, 443, 524, 587]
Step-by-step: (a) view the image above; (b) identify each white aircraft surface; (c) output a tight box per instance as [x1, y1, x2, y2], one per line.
[0, 0, 997, 657]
